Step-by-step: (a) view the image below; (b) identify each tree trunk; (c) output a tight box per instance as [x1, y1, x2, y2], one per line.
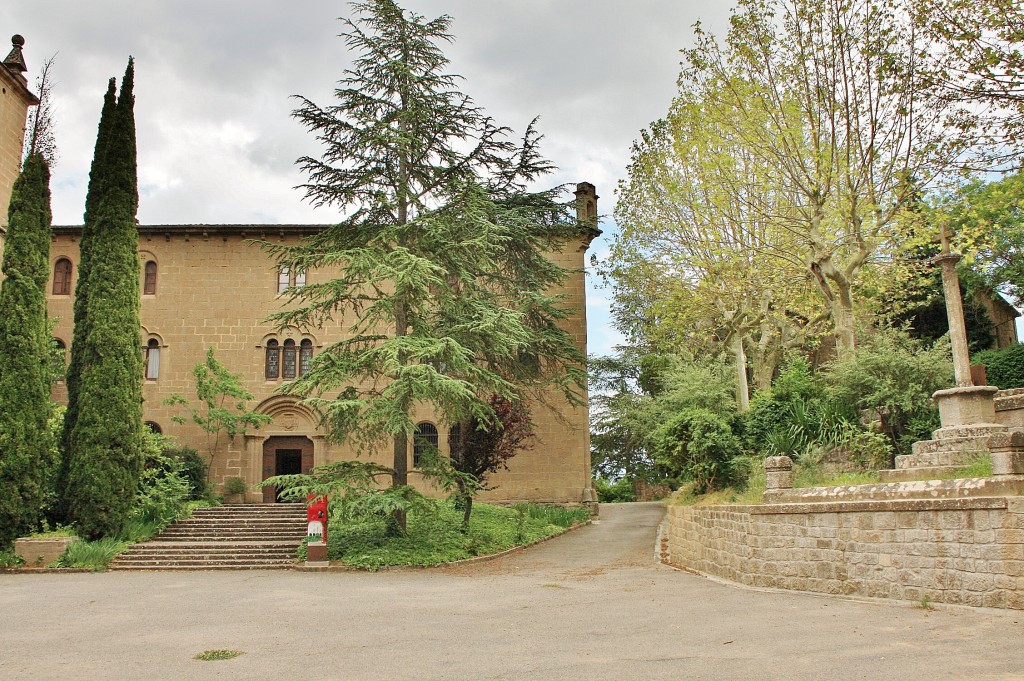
[731, 332, 750, 412]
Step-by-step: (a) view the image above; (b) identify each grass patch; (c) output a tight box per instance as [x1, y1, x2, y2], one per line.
[26, 524, 78, 539]
[54, 537, 127, 571]
[194, 649, 243, 661]
[946, 453, 993, 479]
[793, 465, 881, 488]
[318, 501, 589, 570]
[0, 550, 24, 569]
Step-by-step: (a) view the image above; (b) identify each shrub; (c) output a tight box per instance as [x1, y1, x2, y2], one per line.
[595, 477, 637, 503]
[161, 446, 208, 500]
[974, 344, 1024, 389]
[223, 477, 247, 497]
[653, 408, 742, 493]
[826, 328, 951, 462]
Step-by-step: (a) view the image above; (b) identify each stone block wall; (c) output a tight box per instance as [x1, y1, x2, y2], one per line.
[664, 498, 1024, 610]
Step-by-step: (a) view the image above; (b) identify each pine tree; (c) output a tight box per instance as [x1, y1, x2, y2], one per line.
[0, 153, 54, 547]
[267, 1, 587, 530]
[64, 59, 144, 539]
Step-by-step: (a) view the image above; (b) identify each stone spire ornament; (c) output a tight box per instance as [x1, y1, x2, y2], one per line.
[3, 35, 29, 84]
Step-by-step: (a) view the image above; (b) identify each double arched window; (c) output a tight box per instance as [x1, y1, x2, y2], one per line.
[277, 267, 307, 294]
[52, 258, 72, 295]
[265, 337, 314, 380]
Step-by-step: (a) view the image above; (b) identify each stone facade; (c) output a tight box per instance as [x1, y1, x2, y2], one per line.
[45, 219, 596, 504]
[0, 34, 596, 507]
[663, 498, 1024, 610]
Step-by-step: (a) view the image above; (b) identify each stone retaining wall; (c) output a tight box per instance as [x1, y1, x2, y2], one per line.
[663, 497, 1024, 610]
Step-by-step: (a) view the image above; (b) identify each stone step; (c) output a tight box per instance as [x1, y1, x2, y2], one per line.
[878, 466, 965, 482]
[931, 424, 1007, 440]
[111, 563, 294, 571]
[111, 503, 309, 571]
[910, 436, 990, 459]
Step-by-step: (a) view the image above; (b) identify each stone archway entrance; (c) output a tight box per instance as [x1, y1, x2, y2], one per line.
[262, 436, 314, 502]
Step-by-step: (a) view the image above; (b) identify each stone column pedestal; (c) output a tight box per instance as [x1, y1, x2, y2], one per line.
[932, 385, 1003, 437]
[765, 456, 794, 491]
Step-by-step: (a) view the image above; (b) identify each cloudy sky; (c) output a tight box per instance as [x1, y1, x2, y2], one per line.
[2, 1, 735, 357]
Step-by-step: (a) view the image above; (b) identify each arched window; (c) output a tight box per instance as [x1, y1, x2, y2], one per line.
[277, 267, 290, 294]
[52, 339, 67, 383]
[413, 422, 439, 468]
[265, 339, 280, 379]
[145, 338, 161, 380]
[282, 339, 297, 379]
[145, 421, 162, 435]
[299, 339, 313, 376]
[143, 261, 157, 295]
[52, 258, 72, 295]
[294, 269, 307, 288]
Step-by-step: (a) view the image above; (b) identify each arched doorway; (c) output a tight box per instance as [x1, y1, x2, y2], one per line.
[262, 436, 314, 502]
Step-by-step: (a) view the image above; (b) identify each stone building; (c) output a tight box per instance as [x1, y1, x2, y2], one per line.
[2, 35, 598, 506]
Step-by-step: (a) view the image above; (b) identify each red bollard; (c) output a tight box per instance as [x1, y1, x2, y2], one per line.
[306, 494, 328, 543]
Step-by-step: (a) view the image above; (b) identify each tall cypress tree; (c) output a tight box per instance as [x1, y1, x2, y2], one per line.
[0, 153, 54, 548]
[57, 78, 116, 515]
[65, 59, 143, 539]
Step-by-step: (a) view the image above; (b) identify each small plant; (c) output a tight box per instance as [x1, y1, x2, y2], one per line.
[918, 595, 936, 611]
[0, 550, 24, 569]
[223, 477, 247, 498]
[55, 537, 127, 571]
[194, 649, 243, 661]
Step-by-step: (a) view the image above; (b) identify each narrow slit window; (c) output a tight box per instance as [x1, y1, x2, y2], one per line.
[299, 339, 313, 376]
[282, 339, 297, 379]
[143, 261, 157, 295]
[145, 339, 161, 380]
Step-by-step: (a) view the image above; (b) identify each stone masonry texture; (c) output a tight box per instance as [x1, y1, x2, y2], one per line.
[664, 498, 1024, 610]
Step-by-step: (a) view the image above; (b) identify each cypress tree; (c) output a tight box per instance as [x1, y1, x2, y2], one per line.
[0, 154, 54, 547]
[57, 77, 116, 516]
[65, 59, 144, 539]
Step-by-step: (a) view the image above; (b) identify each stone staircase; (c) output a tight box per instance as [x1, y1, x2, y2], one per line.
[111, 504, 306, 571]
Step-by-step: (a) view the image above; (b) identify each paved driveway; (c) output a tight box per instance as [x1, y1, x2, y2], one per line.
[2, 502, 1023, 680]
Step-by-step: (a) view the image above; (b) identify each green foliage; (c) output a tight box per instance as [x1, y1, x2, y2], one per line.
[653, 408, 742, 493]
[165, 347, 272, 473]
[262, 460, 429, 535]
[222, 477, 247, 497]
[0, 550, 25, 569]
[194, 650, 243, 662]
[271, 1, 586, 516]
[825, 328, 952, 461]
[973, 344, 1024, 389]
[594, 477, 637, 503]
[55, 537, 127, 571]
[322, 501, 587, 569]
[0, 153, 55, 548]
[64, 60, 144, 540]
[161, 446, 208, 501]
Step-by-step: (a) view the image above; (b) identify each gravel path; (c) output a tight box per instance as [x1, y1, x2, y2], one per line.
[2, 502, 1022, 680]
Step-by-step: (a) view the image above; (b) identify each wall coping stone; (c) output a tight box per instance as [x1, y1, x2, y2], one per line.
[747, 496, 1009, 515]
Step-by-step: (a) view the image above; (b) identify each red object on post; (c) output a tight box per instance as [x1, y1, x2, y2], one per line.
[307, 494, 328, 544]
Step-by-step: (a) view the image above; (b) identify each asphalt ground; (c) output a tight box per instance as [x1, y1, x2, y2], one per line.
[2, 502, 1023, 680]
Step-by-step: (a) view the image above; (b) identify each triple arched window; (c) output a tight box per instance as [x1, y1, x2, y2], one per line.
[265, 337, 314, 380]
